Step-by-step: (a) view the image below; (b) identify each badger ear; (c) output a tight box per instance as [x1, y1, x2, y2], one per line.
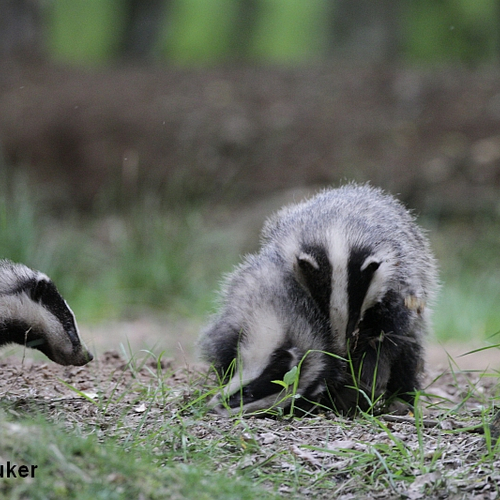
[295, 252, 320, 278]
[361, 258, 381, 276]
[297, 252, 320, 271]
[17, 278, 44, 301]
[294, 252, 319, 292]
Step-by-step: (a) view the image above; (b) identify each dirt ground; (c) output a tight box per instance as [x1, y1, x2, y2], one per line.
[1, 317, 499, 419]
[1, 319, 499, 499]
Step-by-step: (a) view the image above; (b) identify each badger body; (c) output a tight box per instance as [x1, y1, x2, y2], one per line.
[0, 259, 93, 366]
[200, 184, 438, 415]
[200, 249, 345, 414]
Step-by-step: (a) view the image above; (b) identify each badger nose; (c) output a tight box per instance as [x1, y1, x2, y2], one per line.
[70, 348, 94, 366]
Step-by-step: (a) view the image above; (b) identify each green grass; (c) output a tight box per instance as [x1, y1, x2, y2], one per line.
[1, 174, 500, 498]
[0, 412, 274, 500]
[1, 338, 500, 499]
[199, 353, 500, 497]
[5, 350, 499, 499]
[430, 218, 500, 342]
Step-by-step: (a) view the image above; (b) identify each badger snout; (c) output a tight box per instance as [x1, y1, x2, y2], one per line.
[57, 347, 94, 366]
[39, 337, 94, 366]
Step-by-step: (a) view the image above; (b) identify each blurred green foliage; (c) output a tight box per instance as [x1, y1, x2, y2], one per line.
[404, 0, 498, 64]
[430, 219, 500, 343]
[164, 0, 236, 63]
[45, 0, 499, 66]
[246, 0, 327, 63]
[0, 173, 240, 322]
[48, 0, 126, 64]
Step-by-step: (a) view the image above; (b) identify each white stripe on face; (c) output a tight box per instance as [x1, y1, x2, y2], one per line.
[326, 227, 349, 354]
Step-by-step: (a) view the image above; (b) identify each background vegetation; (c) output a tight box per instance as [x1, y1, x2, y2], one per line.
[1, 1, 499, 341]
[45, 0, 500, 65]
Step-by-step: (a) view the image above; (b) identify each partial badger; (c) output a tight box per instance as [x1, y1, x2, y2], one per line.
[200, 184, 438, 415]
[0, 259, 93, 366]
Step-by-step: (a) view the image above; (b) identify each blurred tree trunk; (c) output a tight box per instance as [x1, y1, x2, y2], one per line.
[120, 0, 171, 61]
[328, 0, 403, 62]
[0, 0, 45, 63]
[229, 0, 259, 61]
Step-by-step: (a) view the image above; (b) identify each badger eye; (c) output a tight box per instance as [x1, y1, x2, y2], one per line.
[229, 385, 253, 401]
[227, 385, 254, 407]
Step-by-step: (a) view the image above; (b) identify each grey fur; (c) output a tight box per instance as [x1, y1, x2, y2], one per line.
[0, 259, 93, 366]
[200, 183, 438, 415]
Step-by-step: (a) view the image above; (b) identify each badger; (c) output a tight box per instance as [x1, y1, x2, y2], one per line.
[0, 259, 93, 366]
[200, 249, 343, 414]
[199, 183, 438, 415]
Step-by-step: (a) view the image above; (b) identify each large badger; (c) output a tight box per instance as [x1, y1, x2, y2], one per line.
[0, 259, 93, 366]
[200, 184, 438, 415]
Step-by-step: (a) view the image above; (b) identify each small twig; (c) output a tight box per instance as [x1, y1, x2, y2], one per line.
[382, 414, 441, 427]
[9, 327, 33, 387]
[382, 414, 484, 434]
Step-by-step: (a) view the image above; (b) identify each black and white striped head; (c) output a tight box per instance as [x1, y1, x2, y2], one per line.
[264, 184, 435, 357]
[0, 259, 93, 366]
[293, 232, 400, 355]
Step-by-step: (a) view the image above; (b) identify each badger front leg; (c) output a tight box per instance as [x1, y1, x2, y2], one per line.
[347, 295, 424, 411]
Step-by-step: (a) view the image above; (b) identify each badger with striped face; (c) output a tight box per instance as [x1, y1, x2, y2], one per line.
[0, 259, 93, 366]
[200, 184, 438, 415]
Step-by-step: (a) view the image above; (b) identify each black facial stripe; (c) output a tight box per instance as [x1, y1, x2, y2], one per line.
[347, 247, 380, 337]
[16, 278, 80, 348]
[296, 244, 332, 319]
[228, 344, 297, 408]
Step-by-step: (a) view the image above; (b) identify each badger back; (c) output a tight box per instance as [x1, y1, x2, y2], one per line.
[261, 184, 438, 355]
[0, 259, 93, 366]
[199, 250, 342, 415]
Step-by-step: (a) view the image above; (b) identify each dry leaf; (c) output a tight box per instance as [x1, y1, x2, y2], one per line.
[134, 403, 147, 413]
[291, 445, 322, 467]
